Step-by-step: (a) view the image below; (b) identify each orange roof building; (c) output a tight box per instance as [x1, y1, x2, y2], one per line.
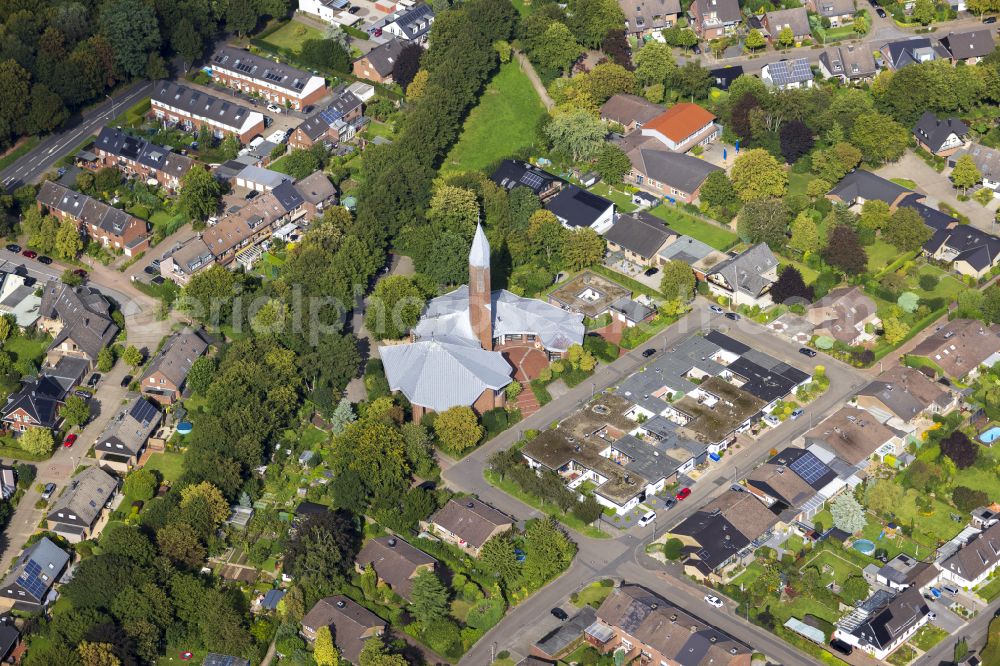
[640, 103, 721, 153]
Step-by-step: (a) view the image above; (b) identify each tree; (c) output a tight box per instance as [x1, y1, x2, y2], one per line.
[300, 38, 351, 73]
[365, 276, 426, 340]
[659, 260, 696, 302]
[156, 521, 206, 568]
[20, 428, 54, 457]
[953, 485, 989, 512]
[776, 26, 795, 48]
[884, 207, 932, 252]
[122, 345, 143, 369]
[744, 29, 766, 52]
[359, 636, 408, 666]
[314, 625, 339, 666]
[278, 148, 324, 180]
[178, 165, 221, 223]
[770, 266, 814, 304]
[533, 22, 583, 74]
[737, 199, 791, 247]
[858, 200, 891, 235]
[906, 460, 944, 492]
[566, 0, 626, 47]
[97, 347, 115, 373]
[479, 533, 520, 587]
[841, 575, 870, 604]
[94, 167, 122, 195]
[823, 224, 867, 275]
[406, 70, 429, 100]
[663, 538, 684, 560]
[866, 479, 904, 517]
[392, 43, 423, 89]
[812, 142, 862, 183]
[172, 19, 203, 66]
[853, 14, 869, 33]
[78, 641, 121, 666]
[100, 0, 161, 78]
[952, 154, 982, 195]
[433, 406, 483, 453]
[882, 316, 908, 344]
[941, 430, 979, 469]
[180, 481, 230, 528]
[730, 149, 787, 201]
[593, 144, 632, 184]
[789, 212, 821, 255]
[409, 569, 449, 625]
[562, 228, 605, 270]
[60, 395, 91, 428]
[285, 510, 359, 602]
[633, 41, 676, 87]
[186, 357, 215, 395]
[851, 113, 909, 164]
[544, 109, 606, 161]
[913, 0, 935, 23]
[830, 493, 866, 533]
[699, 171, 740, 219]
[675, 61, 712, 100]
[779, 120, 814, 164]
[522, 517, 576, 587]
[577, 62, 636, 104]
[123, 469, 158, 502]
[601, 28, 633, 69]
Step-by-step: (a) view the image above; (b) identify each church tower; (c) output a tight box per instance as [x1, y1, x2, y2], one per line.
[468, 223, 493, 351]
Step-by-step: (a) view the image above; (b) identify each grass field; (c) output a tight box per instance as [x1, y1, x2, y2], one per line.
[144, 451, 185, 483]
[442, 61, 545, 173]
[910, 624, 949, 652]
[588, 182, 638, 212]
[979, 574, 1000, 601]
[867, 240, 901, 273]
[801, 550, 863, 585]
[572, 581, 614, 608]
[260, 21, 324, 54]
[3, 335, 52, 367]
[647, 205, 739, 250]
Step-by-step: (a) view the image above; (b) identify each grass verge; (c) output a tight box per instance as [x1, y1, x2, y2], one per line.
[484, 469, 609, 539]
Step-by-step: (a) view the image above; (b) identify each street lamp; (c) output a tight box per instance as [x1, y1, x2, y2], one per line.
[106, 94, 117, 122]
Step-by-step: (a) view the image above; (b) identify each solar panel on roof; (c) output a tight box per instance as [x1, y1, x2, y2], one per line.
[789, 452, 830, 486]
[520, 172, 543, 189]
[19, 560, 48, 600]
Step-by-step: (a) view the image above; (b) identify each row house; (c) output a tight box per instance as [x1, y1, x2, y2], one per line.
[201, 181, 306, 265]
[139, 329, 209, 405]
[689, 0, 741, 38]
[150, 80, 266, 144]
[46, 466, 118, 543]
[93, 127, 194, 191]
[287, 87, 365, 150]
[37, 181, 148, 255]
[210, 46, 329, 111]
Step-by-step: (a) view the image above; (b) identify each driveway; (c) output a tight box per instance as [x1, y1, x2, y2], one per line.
[876, 151, 996, 230]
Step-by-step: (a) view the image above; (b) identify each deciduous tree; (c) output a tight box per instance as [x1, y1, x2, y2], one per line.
[770, 266, 814, 304]
[60, 395, 91, 428]
[433, 406, 484, 453]
[941, 430, 979, 469]
[593, 144, 632, 184]
[314, 625, 339, 666]
[730, 148, 787, 201]
[789, 212, 821, 255]
[830, 492, 866, 533]
[365, 276, 426, 340]
[841, 575, 869, 604]
[865, 478, 904, 516]
[822, 224, 867, 275]
[744, 29, 766, 52]
[737, 198, 791, 247]
[544, 108, 606, 162]
[779, 119, 814, 164]
[884, 207, 932, 252]
[851, 112, 909, 164]
[699, 171, 740, 219]
[633, 40, 676, 87]
[951, 154, 982, 195]
[533, 22, 583, 74]
[178, 165, 221, 223]
[777, 26, 794, 47]
[659, 260, 696, 302]
[562, 228, 605, 270]
[20, 427, 54, 457]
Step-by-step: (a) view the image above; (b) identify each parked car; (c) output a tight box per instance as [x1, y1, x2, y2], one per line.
[143, 265, 158, 275]
[121, 374, 133, 388]
[374, 27, 383, 36]
[150, 259, 160, 268]
[266, 103, 282, 113]
[41, 483, 56, 500]
[704, 595, 723, 608]
[21, 250, 37, 259]
[63, 433, 77, 448]
[984, 14, 997, 23]
[349, 5, 361, 12]
[73, 389, 90, 399]
[830, 639, 854, 655]
[87, 373, 101, 388]
[709, 305, 725, 314]
[37, 256, 52, 265]
[799, 347, 817, 357]
[663, 497, 677, 509]
[550, 608, 569, 620]
[763, 414, 780, 427]
[724, 312, 740, 321]
[643, 267, 659, 277]
[790, 407, 804, 420]
[637, 511, 655, 527]
[5, 244, 20, 253]
[675, 487, 692, 500]
[642, 348, 656, 358]
[245, 190, 260, 200]
[876, 7, 887, 16]
[943, 585, 959, 596]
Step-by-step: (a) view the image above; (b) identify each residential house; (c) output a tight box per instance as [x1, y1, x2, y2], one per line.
[235, 165, 293, 193]
[705, 243, 779, 307]
[761, 8, 811, 44]
[210, 46, 329, 111]
[95, 397, 162, 472]
[708, 65, 744, 90]
[818, 44, 879, 82]
[923, 225, 1000, 278]
[355, 536, 436, 601]
[382, 4, 435, 44]
[37, 282, 118, 370]
[913, 112, 970, 158]
[657, 234, 729, 278]
[689, 0, 742, 38]
[140, 329, 209, 405]
[970, 505, 1000, 530]
[855, 366, 955, 433]
[0, 537, 69, 611]
[150, 80, 265, 144]
[806, 287, 878, 346]
[353, 39, 406, 83]
[0, 271, 41, 328]
[600, 94, 664, 133]
[809, 0, 856, 26]
[949, 144, 1000, 195]
[834, 587, 930, 661]
[159, 236, 215, 284]
[875, 553, 937, 591]
[36, 181, 149, 255]
[621, 0, 683, 36]
[911, 319, 1000, 381]
[490, 160, 563, 201]
[804, 406, 902, 468]
[1, 375, 66, 433]
[604, 211, 679, 266]
[0, 625, 20, 664]
[93, 127, 194, 191]
[299, 0, 352, 22]
[202, 182, 306, 265]
[745, 447, 842, 521]
[534, 607, 598, 661]
[301, 596, 386, 664]
[665, 488, 781, 580]
[547, 270, 655, 329]
[287, 87, 365, 150]
[880, 38, 950, 70]
[424, 497, 513, 556]
[939, 29, 997, 64]
[544, 185, 615, 233]
[826, 170, 914, 208]
[761, 58, 814, 90]
[618, 143, 722, 204]
[638, 103, 721, 153]
[293, 171, 338, 218]
[46, 466, 117, 543]
[585, 585, 752, 665]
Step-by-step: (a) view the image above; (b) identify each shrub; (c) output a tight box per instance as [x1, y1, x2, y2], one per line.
[919, 273, 939, 291]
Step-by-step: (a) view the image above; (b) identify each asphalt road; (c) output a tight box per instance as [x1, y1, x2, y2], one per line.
[914, 598, 1000, 665]
[1, 81, 152, 193]
[447, 301, 870, 665]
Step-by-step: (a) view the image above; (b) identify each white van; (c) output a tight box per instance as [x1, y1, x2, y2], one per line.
[637, 511, 655, 527]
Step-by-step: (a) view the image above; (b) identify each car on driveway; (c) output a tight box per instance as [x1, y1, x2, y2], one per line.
[644, 267, 659, 277]
[144, 265, 158, 275]
[349, 5, 361, 12]
[266, 103, 282, 113]
[830, 639, 854, 655]
[87, 373, 101, 388]
[550, 608, 569, 621]
[21, 250, 37, 259]
[876, 7, 886, 16]
[984, 15, 996, 22]
[799, 347, 817, 357]
[724, 312, 740, 321]
[642, 348, 656, 358]
[6, 243, 20, 253]
[37, 256, 52, 264]
[121, 374, 133, 388]
[63, 433, 77, 448]
[704, 595, 723, 608]
[710, 305, 725, 314]
[663, 497, 677, 509]
[41, 483, 56, 500]
[73, 389, 90, 399]
[675, 487, 691, 500]
[637, 510, 655, 527]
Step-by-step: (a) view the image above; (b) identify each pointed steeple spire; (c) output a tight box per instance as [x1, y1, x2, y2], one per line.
[469, 222, 491, 268]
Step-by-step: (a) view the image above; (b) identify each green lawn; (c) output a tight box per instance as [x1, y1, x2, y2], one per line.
[572, 581, 613, 608]
[800, 550, 862, 585]
[144, 451, 185, 483]
[910, 624, 949, 652]
[951, 447, 1000, 507]
[483, 469, 609, 539]
[980, 575, 1000, 601]
[0, 136, 40, 172]
[2, 334, 52, 367]
[887, 644, 917, 666]
[788, 170, 812, 198]
[890, 178, 919, 190]
[647, 205, 739, 251]
[148, 209, 186, 236]
[588, 182, 637, 213]
[867, 240, 901, 273]
[913, 264, 965, 302]
[442, 60, 545, 173]
[260, 21, 324, 54]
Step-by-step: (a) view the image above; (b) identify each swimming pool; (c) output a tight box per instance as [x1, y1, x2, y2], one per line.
[980, 426, 1000, 444]
[853, 539, 876, 555]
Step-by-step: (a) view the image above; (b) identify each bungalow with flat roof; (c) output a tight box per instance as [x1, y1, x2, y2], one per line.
[834, 587, 930, 661]
[949, 144, 1000, 194]
[819, 44, 878, 82]
[826, 170, 914, 208]
[806, 286, 878, 346]
[46, 466, 117, 543]
[761, 8, 811, 43]
[804, 406, 902, 468]
[301, 596, 386, 664]
[355, 536, 436, 601]
[140, 329, 209, 405]
[936, 521, 1000, 589]
[95, 397, 162, 472]
[908, 318, 1000, 380]
[0, 537, 69, 611]
[544, 185, 615, 233]
[600, 94, 664, 133]
[854, 366, 956, 431]
[353, 38, 405, 83]
[808, 0, 856, 26]
[705, 243, 779, 307]
[939, 29, 996, 64]
[604, 212, 678, 266]
[689, 0, 741, 38]
[620, 0, 683, 36]
[639, 103, 720, 153]
[913, 112, 969, 158]
[424, 498, 513, 556]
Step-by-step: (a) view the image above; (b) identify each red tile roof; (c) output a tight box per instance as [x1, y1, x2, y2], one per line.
[644, 103, 717, 143]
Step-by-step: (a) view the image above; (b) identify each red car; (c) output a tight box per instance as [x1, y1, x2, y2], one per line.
[21, 249, 37, 259]
[675, 487, 692, 501]
[63, 433, 77, 448]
